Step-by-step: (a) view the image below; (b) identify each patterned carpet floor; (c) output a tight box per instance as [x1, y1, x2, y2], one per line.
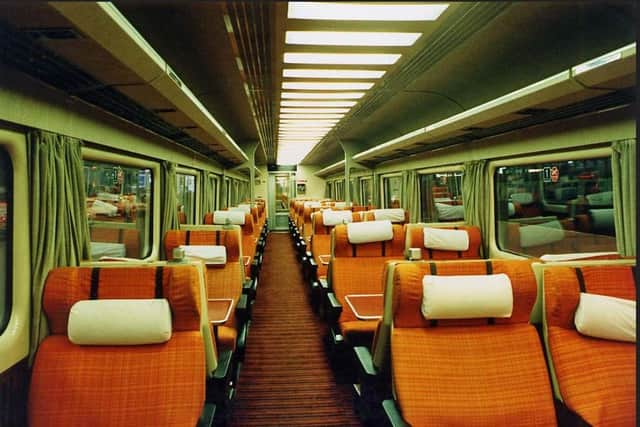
[230, 232, 362, 427]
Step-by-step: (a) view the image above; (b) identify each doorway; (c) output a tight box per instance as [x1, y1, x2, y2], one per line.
[267, 172, 294, 230]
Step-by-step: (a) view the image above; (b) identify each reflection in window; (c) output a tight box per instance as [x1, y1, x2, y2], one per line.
[177, 173, 196, 224]
[0, 149, 11, 333]
[360, 178, 373, 207]
[420, 172, 464, 222]
[495, 157, 616, 257]
[383, 176, 402, 208]
[84, 160, 153, 260]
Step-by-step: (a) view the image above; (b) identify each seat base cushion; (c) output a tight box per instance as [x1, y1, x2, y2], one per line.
[392, 324, 556, 427]
[547, 326, 636, 426]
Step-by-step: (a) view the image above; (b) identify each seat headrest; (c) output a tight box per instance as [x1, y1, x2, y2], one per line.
[165, 229, 241, 262]
[213, 210, 245, 225]
[44, 265, 201, 335]
[347, 220, 393, 244]
[370, 209, 407, 223]
[333, 222, 405, 257]
[406, 225, 482, 260]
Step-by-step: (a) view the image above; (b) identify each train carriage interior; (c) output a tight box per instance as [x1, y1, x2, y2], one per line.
[0, 1, 636, 426]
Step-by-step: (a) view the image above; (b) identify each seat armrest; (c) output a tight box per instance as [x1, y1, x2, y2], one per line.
[197, 403, 216, 427]
[354, 346, 377, 377]
[243, 277, 257, 300]
[326, 292, 342, 324]
[236, 293, 251, 322]
[381, 400, 408, 427]
[319, 277, 330, 291]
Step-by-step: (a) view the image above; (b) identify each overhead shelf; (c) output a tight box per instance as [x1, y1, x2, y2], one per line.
[353, 43, 636, 164]
[315, 160, 345, 178]
[50, 2, 248, 164]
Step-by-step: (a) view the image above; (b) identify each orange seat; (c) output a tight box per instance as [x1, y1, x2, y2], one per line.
[389, 259, 557, 426]
[543, 265, 636, 426]
[165, 227, 245, 353]
[29, 264, 205, 427]
[328, 222, 405, 345]
[405, 223, 483, 260]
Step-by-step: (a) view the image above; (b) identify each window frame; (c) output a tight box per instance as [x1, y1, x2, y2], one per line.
[0, 129, 29, 372]
[82, 147, 160, 262]
[176, 167, 199, 224]
[489, 146, 613, 259]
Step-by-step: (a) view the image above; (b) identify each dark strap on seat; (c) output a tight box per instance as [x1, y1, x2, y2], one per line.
[575, 268, 586, 293]
[185, 230, 191, 245]
[381, 241, 386, 256]
[352, 244, 357, 257]
[155, 266, 164, 298]
[90, 268, 100, 300]
[429, 262, 437, 275]
[427, 248, 434, 259]
[216, 230, 221, 245]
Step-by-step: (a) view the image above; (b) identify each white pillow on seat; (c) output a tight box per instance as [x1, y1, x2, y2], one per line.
[213, 210, 245, 225]
[423, 227, 469, 251]
[574, 292, 636, 342]
[346, 220, 393, 244]
[422, 274, 513, 319]
[68, 299, 172, 345]
[322, 210, 353, 226]
[181, 245, 227, 265]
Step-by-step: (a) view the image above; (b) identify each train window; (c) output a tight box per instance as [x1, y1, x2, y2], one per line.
[495, 157, 617, 257]
[0, 149, 12, 333]
[383, 175, 402, 209]
[419, 172, 464, 222]
[85, 160, 153, 260]
[176, 173, 196, 224]
[360, 177, 372, 207]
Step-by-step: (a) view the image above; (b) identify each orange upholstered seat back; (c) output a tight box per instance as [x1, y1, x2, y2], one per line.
[165, 229, 241, 262]
[44, 265, 201, 334]
[542, 265, 636, 426]
[30, 265, 204, 427]
[332, 223, 405, 257]
[393, 259, 536, 328]
[406, 224, 483, 260]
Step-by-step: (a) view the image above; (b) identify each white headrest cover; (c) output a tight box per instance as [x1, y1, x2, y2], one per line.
[422, 274, 513, 319]
[68, 299, 172, 345]
[372, 209, 405, 222]
[347, 220, 393, 244]
[334, 202, 351, 209]
[232, 204, 251, 214]
[91, 199, 118, 215]
[511, 192, 534, 205]
[423, 227, 469, 251]
[181, 245, 227, 265]
[585, 191, 612, 207]
[519, 220, 564, 248]
[213, 210, 245, 225]
[435, 203, 464, 221]
[323, 210, 353, 226]
[589, 208, 614, 230]
[574, 293, 635, 342]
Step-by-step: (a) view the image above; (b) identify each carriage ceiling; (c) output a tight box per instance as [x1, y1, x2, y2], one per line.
[0, 2, 635, 170]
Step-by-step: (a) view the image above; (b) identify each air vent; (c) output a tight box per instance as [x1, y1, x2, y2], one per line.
[20, 27, 82, 40]
[516, 108, 550, 115]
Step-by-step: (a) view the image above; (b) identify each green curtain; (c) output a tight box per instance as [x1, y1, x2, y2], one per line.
[220, 178, 228, 209]
[324, 181, 331, 198]
[28, 130, 90, 361]
[160, 161, 179, 258]
[229, 179, 237, 206]
[372, 172, 380, 208]
[201, 173, 215, 219]
[611, 139, 636, 256]
[421, 174, 437, 222]
[352, 177, 361, 206]
[402, 170, 421, 222]
[462, 160, 491, 256]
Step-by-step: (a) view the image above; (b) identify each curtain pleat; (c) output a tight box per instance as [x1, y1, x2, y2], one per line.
[611, 139, 636, 256]
[220, 178, 228, 209]
[201, 173, 215, 220]
[372, 172, 380, 208]
[352, 177, 361, 206]
[28, 130, 90, 362]
[462, 160, 491, 256]
[402, 170, 421, 222]
[160, 161, 179, 258]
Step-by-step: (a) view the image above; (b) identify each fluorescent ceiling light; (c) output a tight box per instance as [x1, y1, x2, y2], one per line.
[281, 100, 357, 107]
[285, 31, 421, 46]
[283, 69, 385, 79]
[280, 108, 350, 114]
[284, 52, 400, 65]
[280, 122, 339, 127]
[280, 120, 339, 125]
[280, 113, 345, 119]
[281, 91, 365, 99]
[283, 81, 373, 90]
[288, 2, 449, 21]
[573, 51, 623, 75]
